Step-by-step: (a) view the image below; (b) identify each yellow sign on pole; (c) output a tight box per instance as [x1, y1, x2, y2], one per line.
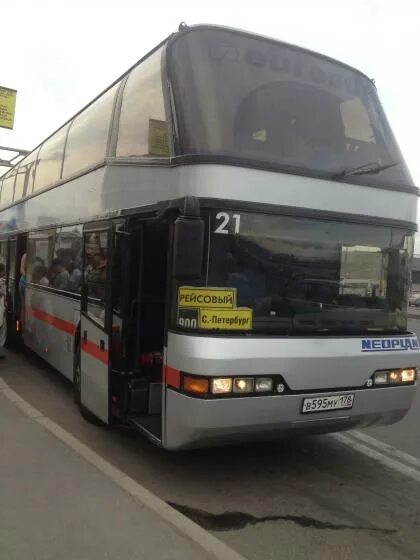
[0, 86, 17, 130]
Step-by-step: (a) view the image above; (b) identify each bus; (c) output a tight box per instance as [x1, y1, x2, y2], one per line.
[0, 24, 418, 450]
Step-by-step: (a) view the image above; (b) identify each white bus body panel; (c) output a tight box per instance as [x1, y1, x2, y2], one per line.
[164, 385, 415, 450]
[0, 164, 416, 233]
[24, 285, 79, 380]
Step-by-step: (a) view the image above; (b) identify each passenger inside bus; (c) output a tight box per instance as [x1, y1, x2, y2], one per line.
[86, 251, 107, 302]
[50, 259, 70, 290]
[57, 248, 82, 292]
[32, 265, 49, 286]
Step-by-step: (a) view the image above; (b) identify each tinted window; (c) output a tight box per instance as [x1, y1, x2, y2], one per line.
[169, 29, 413, 189]
[116, 49, 169, 157]
[14, 148, 40, 200]
[84, 230, 108, 325]
[7, 239, 16, 309]
[52, 225, 83, 293]
[62, 84, 119, 179]
[9, 240, 16, 280]
[0, 241, 7, 293]
[27, 230, 55, 285]
[33, 125, 70, 192]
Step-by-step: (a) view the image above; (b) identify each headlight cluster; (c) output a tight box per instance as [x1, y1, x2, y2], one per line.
[182, 374, 284, 397]
[212, 377, 274, 394]
[371, 368, 417, 387]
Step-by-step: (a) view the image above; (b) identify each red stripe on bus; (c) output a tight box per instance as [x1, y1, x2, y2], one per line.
[81, 339, 109, 365]
[164, 366, 181, 389]
[26, 305, 77, 336]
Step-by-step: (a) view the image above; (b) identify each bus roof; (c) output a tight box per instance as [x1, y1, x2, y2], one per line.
[2, 23, 374, 180]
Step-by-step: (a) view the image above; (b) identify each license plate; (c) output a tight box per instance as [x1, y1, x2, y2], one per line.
[301, 394, 354, 414]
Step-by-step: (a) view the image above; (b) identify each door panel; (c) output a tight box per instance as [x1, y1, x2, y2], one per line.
[81, 317, 109, 422]
[80, 225, 112, 423]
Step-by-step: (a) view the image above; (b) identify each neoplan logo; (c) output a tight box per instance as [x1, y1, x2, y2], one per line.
[361, 338, 420, 352]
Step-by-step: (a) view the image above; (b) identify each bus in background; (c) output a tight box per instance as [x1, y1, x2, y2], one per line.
[0, 24, 418, 449]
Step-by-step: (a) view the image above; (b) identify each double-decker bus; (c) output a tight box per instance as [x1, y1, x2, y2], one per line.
[0, 24, 418, 449]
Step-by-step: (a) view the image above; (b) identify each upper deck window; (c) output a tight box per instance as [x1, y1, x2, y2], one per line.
[14, 147, 40, 201]
[169, 28, 413, 189]
[62, 83, 119, 179]
[0, 170, 16, 206]
[116, 48, 169, 158]
[33, 124, 70, 192]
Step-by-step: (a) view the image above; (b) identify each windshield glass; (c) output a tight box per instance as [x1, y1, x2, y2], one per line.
[169, 28, 413, 189]
[174, 211, 413, 335]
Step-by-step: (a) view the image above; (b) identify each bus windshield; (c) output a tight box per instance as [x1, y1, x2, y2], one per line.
[175, 211, 413, 335]
[169, 28, 413, 189]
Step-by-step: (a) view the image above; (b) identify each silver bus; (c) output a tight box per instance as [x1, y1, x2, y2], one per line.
[0, 24, 418, 449]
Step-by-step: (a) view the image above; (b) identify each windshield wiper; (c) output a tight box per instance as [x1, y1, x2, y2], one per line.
[332, 161, 399, 180]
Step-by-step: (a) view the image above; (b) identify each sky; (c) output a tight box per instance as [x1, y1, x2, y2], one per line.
[1, 0, 419, 241]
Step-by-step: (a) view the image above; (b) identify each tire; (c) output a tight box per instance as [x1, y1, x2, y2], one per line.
[73, 340, 105, 426]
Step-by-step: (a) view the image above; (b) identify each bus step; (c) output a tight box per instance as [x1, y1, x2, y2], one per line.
[128, 413, 162, 441]
[129, 378, 149, 414]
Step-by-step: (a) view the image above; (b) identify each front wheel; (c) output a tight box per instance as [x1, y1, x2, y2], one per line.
[73, 341, 105, 426]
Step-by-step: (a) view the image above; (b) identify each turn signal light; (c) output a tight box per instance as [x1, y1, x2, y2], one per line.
[183, 376, 209, 395]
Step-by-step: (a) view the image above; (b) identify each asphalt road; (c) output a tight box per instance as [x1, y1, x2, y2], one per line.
[2, 337, 420, 560]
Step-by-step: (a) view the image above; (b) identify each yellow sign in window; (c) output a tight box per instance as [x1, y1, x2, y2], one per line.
[199, 308, 253, 330]
[0, 86, 17, 130]
[178, 287, 236, 309]
[148, 119, 169, 157]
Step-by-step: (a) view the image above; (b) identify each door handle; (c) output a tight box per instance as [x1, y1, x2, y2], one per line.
[100, 339, 105, 351]
[83, 330, 87, 342]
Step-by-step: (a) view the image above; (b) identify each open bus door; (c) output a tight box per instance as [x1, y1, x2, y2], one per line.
[5, 236, 17, 342]
[79, 221, 114, 423]
[5, 233, 27, 345]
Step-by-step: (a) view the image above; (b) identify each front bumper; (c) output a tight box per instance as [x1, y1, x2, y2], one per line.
[163, 385, 416, 450]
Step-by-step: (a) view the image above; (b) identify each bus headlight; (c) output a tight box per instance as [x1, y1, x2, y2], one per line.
[211, 378, 232, 394]
[388, 371, 400, 384]
[255, 377, 273, 392]
[373, 368, 417, 386]
[233, 377, 254, 393]
[401, 368, 416, 383]
[180, 373, 287, 397]
[374, 371, 388, 385]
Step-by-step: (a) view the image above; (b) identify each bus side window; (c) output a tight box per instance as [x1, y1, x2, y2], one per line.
[84, 231, 108, 325]
[53, 226, 83, 293]
[27, 230, 55, 286]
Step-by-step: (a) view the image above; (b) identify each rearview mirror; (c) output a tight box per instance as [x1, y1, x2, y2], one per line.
[173, 216, 204, 279]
